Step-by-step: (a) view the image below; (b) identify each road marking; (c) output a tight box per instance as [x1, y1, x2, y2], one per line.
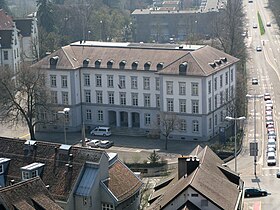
[19, 133, 30, 139]
[262, 167, 280, 170]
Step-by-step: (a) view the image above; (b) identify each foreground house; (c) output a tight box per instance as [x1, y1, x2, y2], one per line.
[0, 137, 142, 210]
[0, 177, 63, 210]
[147, 146, 244, 210]
[33, 41, 238, 141]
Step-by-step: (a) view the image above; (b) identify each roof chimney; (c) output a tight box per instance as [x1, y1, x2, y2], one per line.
[178, 156, 199, 179]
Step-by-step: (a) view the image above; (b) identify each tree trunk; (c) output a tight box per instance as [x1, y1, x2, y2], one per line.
[165, 136, 168, 150]
[29, 124, 36, 140]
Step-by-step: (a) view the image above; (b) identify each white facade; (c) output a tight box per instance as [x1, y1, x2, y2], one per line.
[35, 42, 238, 141]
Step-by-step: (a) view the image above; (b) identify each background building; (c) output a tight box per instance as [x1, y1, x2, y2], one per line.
[33, 41, 238, 141]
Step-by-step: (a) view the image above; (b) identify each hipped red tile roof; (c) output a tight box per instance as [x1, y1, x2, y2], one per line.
[0, 9, 14, 30]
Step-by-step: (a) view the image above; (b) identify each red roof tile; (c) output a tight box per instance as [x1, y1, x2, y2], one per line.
[0, 9, 14, 30]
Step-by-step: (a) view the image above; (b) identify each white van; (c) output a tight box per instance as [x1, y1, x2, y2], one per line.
[267, 152, 276, 166]
[90, 126, 111, 136]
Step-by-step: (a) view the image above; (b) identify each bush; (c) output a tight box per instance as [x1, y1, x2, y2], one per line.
[257, 11, 265, 35]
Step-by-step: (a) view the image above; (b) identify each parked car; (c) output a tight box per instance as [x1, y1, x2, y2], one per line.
[265, 110, 273, 116]
[265, 100, 273, 109]
[87, 139, 101, 148]
[244, 188, 267, 197]
[267, 127, 275, 133]
[276, 171, 280, 178]
[267, 147, 275, 153]
[267, 151, 276, 166]
[98, 140, 114, 149]
[90, 126, 111, 136]
[265, 105, 272, 111]
[266, 22, 271, 27]
[253, 23, 258, 28]
[267, 139, 276, 150]
[266, 120, 274, 127]
[266, 116, 273, 121]
[264, 93, 271, 101]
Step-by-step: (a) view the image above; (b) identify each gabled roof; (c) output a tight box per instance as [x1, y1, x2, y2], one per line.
[0, 177, 62, 210]
[106, 159, 143, 202]
[148, 146, 242, 210]
[32, 41, 239, 77]
[0, 9, 14, 30]
[0, 137, 104, 201]
[14, 18, 34, 37]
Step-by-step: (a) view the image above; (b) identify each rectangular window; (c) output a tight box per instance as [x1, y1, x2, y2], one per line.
[180, 119, 186, 131]
[108, 92, 114, 104]
[107, 75, 114, 88]
[131, 76, 138, 89]
[144, 94, 150, 107]
[167, 99, 174, 112]
[86, 109, 92, 120]
[0, 164, 3, 174]
[51, 91, 58, 104]
[179, 99, 186, 113]
[166, 81, 173, 95]
[98, 110, 103, 121]
[156, 94, 160, 108]
[155, 78, 160, 90]
[119, 75, 126, 89]
[192, 121, 199, 132]
[96, 91, 103, 104]
[50, 75, 56, 87]
[143, 77, 150, 90]
[96, 75, 102, 87]
[132, 93, 138, 106]
[225, 72, 229, 85]
[231, 69, 234, 82]
[22, 171, 30, 180]
[62, 92, 69, 105]
[220, 75, 223, 87]
[61, 75, 68, 88]
[209, 118, 212, 129]
[64, 111, 69, 123]
[220, 111, 224, 122]
[208, 97, 211, 112]
[3, 51, 8, 60]
[214, 94, 218, 109]
[84, 74, 90, 86]
[102, 203, 114, 210]
[192, 100, 199, 114]
[145, 113, 151, 125]
[230, 86, 234, 97]
[31, 170, 38, 178]
[85, 90, 91, 103]
[179, 82, 186, 95]
[214, 114, 217, 125]
[120, 92, 126, 105]
[220, 92, 223, 105]
[208, 80, 211, 94]
[214, 77, 217, 91]
[191, 82, 199, 96]
[225, 88, 229, 101]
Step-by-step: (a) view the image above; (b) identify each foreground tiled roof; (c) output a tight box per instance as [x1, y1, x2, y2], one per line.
[0, 137, 104, 201]
[107, 160, 143, 202]
[0, 177, 62, 210]
[148, 146, 242, 210]
[32, 42, 238, 77]
[0, 9, 14, 30]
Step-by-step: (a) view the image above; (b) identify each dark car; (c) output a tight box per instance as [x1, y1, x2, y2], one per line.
[276, 171, 280, 178]
[244, 188, 268, 197]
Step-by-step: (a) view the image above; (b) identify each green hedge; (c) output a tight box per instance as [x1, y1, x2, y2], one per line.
[258, 11, 265, 35]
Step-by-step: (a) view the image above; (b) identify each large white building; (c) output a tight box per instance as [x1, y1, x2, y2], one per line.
[33, 41, 239, 141]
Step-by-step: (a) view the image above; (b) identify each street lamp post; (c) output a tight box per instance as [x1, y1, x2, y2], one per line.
[58, 108, 70, 144]
[100, 20, 103, 41]
[246, 94, 263, 176]
[225, 116, 246, 172]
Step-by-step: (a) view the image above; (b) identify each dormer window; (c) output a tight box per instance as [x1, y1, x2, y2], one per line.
[50, 56, 59, 69]
[215, 60, 222, 65]
[119, 60, 126, 69]
[157, 62, 164, 70]
[179, 62, 188, 75]
[221, 57, 227, 63]
[21, 162, 45, 181]
[83, 58, 90, 67]
[144, 61, 151, 70]
[209, 63, 216, 68]
[132, 61, 138, 70]
[0, 158, 10, 176]
[95, 59, 101, 68]
[107, 60, 114, 69]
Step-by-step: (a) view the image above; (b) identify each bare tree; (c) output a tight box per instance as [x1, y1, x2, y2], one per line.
[159, 112, 179, 150]
[0, 64, 50, 140]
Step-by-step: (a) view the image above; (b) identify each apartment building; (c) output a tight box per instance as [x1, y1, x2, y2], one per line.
[33, 41, 238, 141]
